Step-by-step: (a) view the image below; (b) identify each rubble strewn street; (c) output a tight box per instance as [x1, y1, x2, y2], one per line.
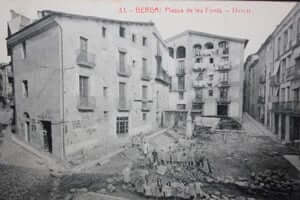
[41, 115, 299, 200]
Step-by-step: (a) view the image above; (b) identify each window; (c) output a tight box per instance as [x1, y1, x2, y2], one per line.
[132, 60, 136, 68]
[196, 57, 203, 63]
[142, 85, 148, 100]
[142, 37, 147, 46]
[209, 58, 214, 64]
[119, 82, 126, 101]
[142, 58, 147, 75]
[22, 80, 28, 97]
[103, 86, 108, 97]
[116, 117, 128, 135]
[220, 87, 229, 99]
[176, 46, 186, 58]
[119, 51, 126, 73]
[179, 92, 184, 100]
[21, 41, 26, 59]
[208, 83, 212, 87]
[204, 42, 214, 49]
[178, 76, 185, 90]
[218, 41, 228, 48]
[80, 37, 88, 52]
[142, 113, 147, 121]
[209, 89, 213, 96]
[102, 27, 106, 38]
[168, 47, 174, 58]
[277, 37, 281, 57]
[79, 76, 89, 97]
[104, 111, 108, 119]
[209, 74, 214, 81]
[289, 25, 293, 47]
[132, 34, 136, 42]
[195, 88, 203, 99]
[284, 30, 288, 50]
[220, 71, 229, 82]
[120, 26, 125, 38]
[193, 44, 202, 56]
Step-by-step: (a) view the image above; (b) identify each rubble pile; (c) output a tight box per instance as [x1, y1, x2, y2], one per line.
[248, 170, 295, 193]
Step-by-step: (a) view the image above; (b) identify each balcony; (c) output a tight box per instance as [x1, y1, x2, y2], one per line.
[286, 65, 300, 81]
[141, 71, 151, 81]
[259, 74, 266, 84]
[218, 80, 230, 87]
[176, 67, 185, 76]
[257, 96, 265, 104]
[193, 63, 206, 72]
[155, 67, 171, 85]
[192, 80, 206, 88]
[118, 98, 131, 112]
[216, 62, 231, 71]
[192, 96, 204, 104]
[272, 101, 300, 114]
[77, 96, 96, 111]
[117, 65, 132, 77]
[270, 75, 280, 87]
[76, 50, 96, 68]
[217, 96, 231, 104]
[141, 101, 151, 111]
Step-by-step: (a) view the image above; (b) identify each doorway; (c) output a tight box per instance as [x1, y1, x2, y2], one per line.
[281, 114, 286, 141]
[41, 121, 52, 153]
[217, 105, 228, 116]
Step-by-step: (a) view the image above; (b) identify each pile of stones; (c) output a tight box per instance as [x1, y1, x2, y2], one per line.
[249, 170, 295, 193]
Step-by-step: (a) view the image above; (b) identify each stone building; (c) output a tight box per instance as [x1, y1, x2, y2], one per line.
[244, 3, 300, 147]
[165, 30, 248, 122]
[7, 10, 173, 160]
[0, 63, 13, 107]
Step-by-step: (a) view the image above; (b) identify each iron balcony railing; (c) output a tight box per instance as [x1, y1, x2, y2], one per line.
[193, 63, 205, 72]
[216, 62, 231, 71]
[217, 96, 231, 104]
[77, 96, 96, 111]
[272, 101, 300, 113]
[218, 80, 230, 87]
[76, 50, 96, 68]
[286, 65, 300, 81]
[192, 80, 206, 88]
[192, 96, 204, 104]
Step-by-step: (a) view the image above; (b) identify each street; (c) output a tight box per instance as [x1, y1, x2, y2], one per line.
[1, 113, 299, 200]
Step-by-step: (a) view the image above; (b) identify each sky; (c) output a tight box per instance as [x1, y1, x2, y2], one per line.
[0, 0, 296, 63]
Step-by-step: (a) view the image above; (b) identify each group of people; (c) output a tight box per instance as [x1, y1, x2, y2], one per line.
[141, 140, 212, 174]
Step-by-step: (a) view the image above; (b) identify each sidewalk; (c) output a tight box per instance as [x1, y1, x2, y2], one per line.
[243, 112, 277, 140]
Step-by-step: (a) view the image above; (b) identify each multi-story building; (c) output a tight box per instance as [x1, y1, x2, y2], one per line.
[0, 63, 14, 107]
[244, 3, 300, 147]
[7, 10, 173, 160]
[166, 30, 248, 122]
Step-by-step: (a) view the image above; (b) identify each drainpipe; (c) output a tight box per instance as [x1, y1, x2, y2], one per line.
[57, 22, 65, 159]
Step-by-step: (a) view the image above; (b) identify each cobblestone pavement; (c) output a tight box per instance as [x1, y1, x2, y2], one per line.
[0, 126, 56, 200]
